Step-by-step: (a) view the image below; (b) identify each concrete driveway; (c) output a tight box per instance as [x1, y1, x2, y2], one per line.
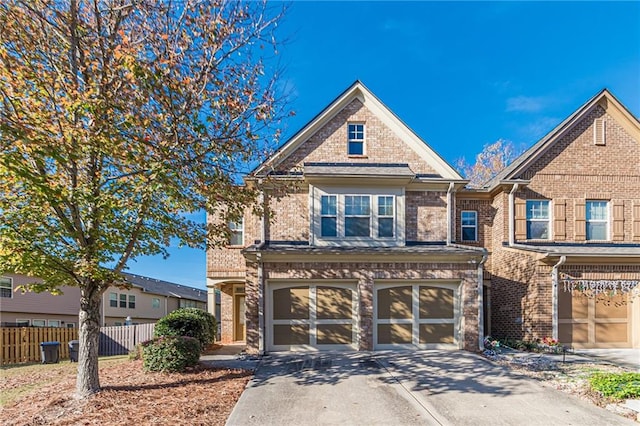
[226, 350, 635, 426]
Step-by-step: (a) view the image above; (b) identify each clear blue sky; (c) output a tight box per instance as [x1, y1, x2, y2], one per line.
[124, 1, 640, 290]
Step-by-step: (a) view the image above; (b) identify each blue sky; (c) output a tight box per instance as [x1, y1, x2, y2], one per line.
[124, 1, 640, 290]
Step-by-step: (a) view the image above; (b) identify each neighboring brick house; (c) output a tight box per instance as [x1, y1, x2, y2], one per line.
[472, 89, 640, 349]
[1, 272, 207, 327]
[207, 81, 487, 353]
[207, 83, 640, 353]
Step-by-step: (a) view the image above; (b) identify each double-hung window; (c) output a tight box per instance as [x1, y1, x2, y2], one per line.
[461, 211, 477, 241]
[378, 196, 394, 237]
[109, 292, 118, 307]
[321, 195, 338, 237]
[119, 294, 127, 308]
[229, 219, 244, 246]
[586, 201, 608, 240]
[347, 123, 365, 156]
[128, 295, 136, 309]
[345, 195, 370, 237]
[0, 276, 12, 298]
[526, 200, 550, 239]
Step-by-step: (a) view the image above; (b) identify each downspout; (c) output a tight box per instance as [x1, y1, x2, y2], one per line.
[447, 182, 455, 245]
[477, 251, 488, 350]
[508, 183, 520, 246]
[551, 255, 566, 341]
[258, 182, 267, 355]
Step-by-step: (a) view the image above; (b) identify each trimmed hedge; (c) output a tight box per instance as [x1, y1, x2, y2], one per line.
[154, 308, 216, 349]
[142, 336, 201, 372]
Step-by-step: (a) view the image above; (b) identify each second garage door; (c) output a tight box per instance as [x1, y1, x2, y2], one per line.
[268, 282, 358, 351]
[374, 282, 460, 349]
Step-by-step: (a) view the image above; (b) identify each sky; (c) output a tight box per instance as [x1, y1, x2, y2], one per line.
[123, 1, 640, 290]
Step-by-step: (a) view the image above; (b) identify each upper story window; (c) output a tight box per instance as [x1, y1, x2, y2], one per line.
[109, 292, 118, 307]
[180, 299, 199, 309]
[229, 219, 244, 246]
[586, 200, 608, 240]
[152, 298, 160, 309]
[128, 295, 136, 309]
[526, 200, 550, 239]
[347, 123, 365, 156]
[461, 211, 477, 241]
[119, 293, 127, 308]
[0, 276, 12, 298]
[315, 190, 399, 244]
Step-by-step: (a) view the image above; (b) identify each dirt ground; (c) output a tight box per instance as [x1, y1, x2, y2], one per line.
[1, 357, 251, 426]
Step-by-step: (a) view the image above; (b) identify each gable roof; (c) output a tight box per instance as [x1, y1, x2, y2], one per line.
[252, 80, 462, 180]
[121, 272, 207, 302]
[484, 88, 640, 190]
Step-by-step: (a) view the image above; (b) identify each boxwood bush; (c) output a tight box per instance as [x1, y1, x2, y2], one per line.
[154, 308, 216, 349]
[142, 336, 201, 372]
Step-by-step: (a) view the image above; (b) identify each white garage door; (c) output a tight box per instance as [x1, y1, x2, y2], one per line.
[268, 282, 358, 351]
[374, 282, 459, 349]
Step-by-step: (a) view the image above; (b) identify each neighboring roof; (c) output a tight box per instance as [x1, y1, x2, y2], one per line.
[304, 162, 415, 179]
[121, 272, 207, 302]
[508, 243, 640, 258]
[252, 80, 462, 180]
[484, 88, 640, 190]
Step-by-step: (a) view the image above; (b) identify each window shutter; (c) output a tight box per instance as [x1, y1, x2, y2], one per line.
[574, 200, 586, 241]
[633, 202, 640, 241]
[612, 200, 624, 241]
[554, 200, 566, 241]
[514, 199, 526, 241]
[593, 118, 606, 145]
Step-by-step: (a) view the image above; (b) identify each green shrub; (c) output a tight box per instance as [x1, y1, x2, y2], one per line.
[142, 336, 201, 372]
[589, 372, 640, 400]
[154, 308, 216, 349]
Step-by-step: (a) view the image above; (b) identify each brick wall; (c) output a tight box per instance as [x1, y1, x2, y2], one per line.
[405, 191, 448, 241]
[277, 99, 438, 175]
[455, 198, 494, 250]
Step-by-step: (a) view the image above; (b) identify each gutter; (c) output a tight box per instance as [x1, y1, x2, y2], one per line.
[447, 182, 455, 245]
[258, 183, 267, 355]
[551, 255, 566, 341]
[508, 183, 520, 246]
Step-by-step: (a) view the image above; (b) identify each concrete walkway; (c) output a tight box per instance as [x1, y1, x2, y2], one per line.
[574, 349, 640, 371]
[225, 350, 636, 426]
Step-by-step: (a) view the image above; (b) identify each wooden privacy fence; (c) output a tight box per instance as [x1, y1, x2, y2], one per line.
[1, 327, 78, 365]
[99, 323, 155, 356]
[1, 323, 156, 364]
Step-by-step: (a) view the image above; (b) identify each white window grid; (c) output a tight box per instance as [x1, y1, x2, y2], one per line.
[461, 210, 478, 241]
[0, 276, 12, 298]
[586, 200, 609, 240]
[526, 200, 550, 240]
[229, 219, 244, 246]
[347, 123, 365, 156]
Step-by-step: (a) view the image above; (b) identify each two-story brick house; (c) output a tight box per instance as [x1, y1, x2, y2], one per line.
[207, 82, 639, 353]
[207, 81, 487, 353]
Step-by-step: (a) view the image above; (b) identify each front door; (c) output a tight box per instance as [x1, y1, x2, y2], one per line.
[234, 294, 246, 341]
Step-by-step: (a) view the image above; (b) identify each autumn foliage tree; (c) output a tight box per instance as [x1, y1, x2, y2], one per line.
[456, 139, 521, 188]
[0, 0, 287, 398]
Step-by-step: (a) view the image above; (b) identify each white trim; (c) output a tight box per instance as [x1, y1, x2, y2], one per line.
[0, 276, 13, 298]
[48, 320, 61, 327]
[16, 319, 30, 326]
[526, 199, 551, 240]
[373, 281, 460, 350]
[229, 218, 244, 247]
[267, 280, 359, 352]
[585, 200, 610, 241]
[347, 122, 366, 156]
[32, 319, 46, 327]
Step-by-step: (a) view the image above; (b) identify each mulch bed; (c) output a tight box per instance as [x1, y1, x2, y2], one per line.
[1, 360, 252, 426]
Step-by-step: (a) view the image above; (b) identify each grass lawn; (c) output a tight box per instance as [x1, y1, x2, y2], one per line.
[1, 356, 251, 425]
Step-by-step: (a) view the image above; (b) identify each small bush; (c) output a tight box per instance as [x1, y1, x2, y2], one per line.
[589, 372, 640, 400]
[142, 336, 201, 372]
[154, 308, 217, 349]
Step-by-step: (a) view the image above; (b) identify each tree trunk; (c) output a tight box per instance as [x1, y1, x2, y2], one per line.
[76, 282, 102, 398]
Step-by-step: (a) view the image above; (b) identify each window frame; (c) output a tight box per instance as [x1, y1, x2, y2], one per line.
[119, 293, 127, 308]
[347, 123, 365, 156]
[66, 323, 76, 328]
[0, 276, 12, 298]
[320, 195, 338, 237]
[152, 298, 160, 309]
[461, 210, 478, 242]
[32, 319, 46, 327]
[313, 187, 401, 246]
[228, 218, 244, 247]
[526, 200, 551, 240]
[128, 295, 136, 309]
[109, 292, 118, 308]
[48, 320, 61, 327]
[586, 200, 609, 241]
[16, 319, 30, 327]
[344, 195, 371, 237]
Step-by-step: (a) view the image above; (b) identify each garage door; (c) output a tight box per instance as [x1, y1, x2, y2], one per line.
[374, 283, 459, 349]
[558, 290, 631, 348]
[268, 283, 358, 351]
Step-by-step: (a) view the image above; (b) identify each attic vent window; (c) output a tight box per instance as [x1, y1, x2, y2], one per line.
[348, 123, 365, 156]
[593, 118, 606, 145]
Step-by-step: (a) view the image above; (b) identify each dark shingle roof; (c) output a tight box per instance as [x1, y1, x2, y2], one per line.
[120, 272, 207, 302]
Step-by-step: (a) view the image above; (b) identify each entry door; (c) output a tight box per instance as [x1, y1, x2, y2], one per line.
[234, 294, 246, 341]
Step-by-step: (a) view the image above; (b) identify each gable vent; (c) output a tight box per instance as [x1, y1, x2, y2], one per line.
[593, 118, 606, 146]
